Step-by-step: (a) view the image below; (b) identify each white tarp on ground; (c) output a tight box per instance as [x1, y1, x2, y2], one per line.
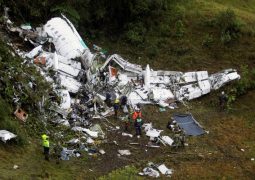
[0, 130, 17, 143]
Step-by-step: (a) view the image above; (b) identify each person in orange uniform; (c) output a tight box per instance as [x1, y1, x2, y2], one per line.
[132, 106, 143, 138]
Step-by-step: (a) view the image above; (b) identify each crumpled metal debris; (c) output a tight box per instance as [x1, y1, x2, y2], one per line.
[139, 162, 173, 178]
[2, 9, 241, 157]
[118, 150, 131, 156]
[157, 164, 173, 176]
[0, 130, 17, 143]
[139, 167, 160, 178]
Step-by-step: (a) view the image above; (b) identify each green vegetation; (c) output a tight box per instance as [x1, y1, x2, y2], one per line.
[99, 166, 142, 180]
[0, 39, 54, 143]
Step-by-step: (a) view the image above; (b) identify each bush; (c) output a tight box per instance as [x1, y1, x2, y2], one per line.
[171, 4, 186, 22]
[202, 34, 214, 47]
[215, 9, 242, 44]
[99, 166, 141, 180]
[175, 20, 185, 38]
[125, 22, 147, 45]
[147, 44, 159, 59]
[220, 31, 232, 44]
[230, 65, 255, 97]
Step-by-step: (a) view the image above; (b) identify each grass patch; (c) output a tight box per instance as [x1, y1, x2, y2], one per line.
[99, 166, 142, 180]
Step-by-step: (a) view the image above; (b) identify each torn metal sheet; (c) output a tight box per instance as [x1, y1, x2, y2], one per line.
[157, 164, 173, 176]
[122, 132, 133, 138]
[161, 136, 174, 146]
[67, 138, 80, 144]
[83, 128, 98, 138]
[144, 123, 163, 138]
[25, 45, 43, 59]
[101, 54, 142, 74]
[58, 74, 82, 93]
[139, 167, 160, 178]
[0, 130, 17, 143]
[90, 124, 105, 138]
[58, 89, 71, 110]
[118, 150, 131, 156]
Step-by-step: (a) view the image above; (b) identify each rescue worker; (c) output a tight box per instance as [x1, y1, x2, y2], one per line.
[167, 120, 179, 132]
[53, 142, 62, 164]
[173, 129, 182, 148]
[219, 91, 228, 111]
[180, 131, 186, 147]
[120, 95, 128, 113]
[42, 133, 50, 161]
[105, 92, 112, 107]
[132, 107, 143, 138]
[123, 112, 132, 132]
[114, 98, 120, 119]
[132, 107, 142, 121]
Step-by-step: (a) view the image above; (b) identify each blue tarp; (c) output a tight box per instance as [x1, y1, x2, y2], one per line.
[173, 114, 205, 136]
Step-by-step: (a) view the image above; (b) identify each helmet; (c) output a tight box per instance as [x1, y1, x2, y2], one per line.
[115, 99, 119, 103]
[135, 107, 140, 112]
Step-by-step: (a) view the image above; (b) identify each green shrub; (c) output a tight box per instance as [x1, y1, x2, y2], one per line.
[202, 34, 214, 47]
[215, 9, 242, 44]
[125, 22, 147, 45]
[220, 31, 232, 44]
[159, 24, 171, 37]
[230, 65, 255, 98]
[147, 44, 159, 59]
[99, 166, 141, 180]
[51, 4, 80, 26]
[171, 4, 186, 22]
[175, 20, 185, 38]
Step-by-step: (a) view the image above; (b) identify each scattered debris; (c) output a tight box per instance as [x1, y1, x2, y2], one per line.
[99, 149, 106, 155]
[157, 164, 173, 176]
[139, 167, 160, 178]
[159, 107, 166, 112]
[1, 8, 243, 171]
[13, 165, 19, 170]
[3, 9, 241, 127]
[161, 136, 174, 146]
[67, 138, 80, 145]
[90, 124, 105, 139]
[122, 132, 133, 138]
[144, 123, 163, 139]
[0, 130, 17, 143]
[118, 150, 131, 156]
[139, 162, 173, 178]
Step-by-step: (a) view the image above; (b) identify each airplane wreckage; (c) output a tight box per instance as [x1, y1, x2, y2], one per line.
[2, 8, 240, 125]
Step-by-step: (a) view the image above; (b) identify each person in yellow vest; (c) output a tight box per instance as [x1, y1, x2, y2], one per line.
[41, 134, 50, 161]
